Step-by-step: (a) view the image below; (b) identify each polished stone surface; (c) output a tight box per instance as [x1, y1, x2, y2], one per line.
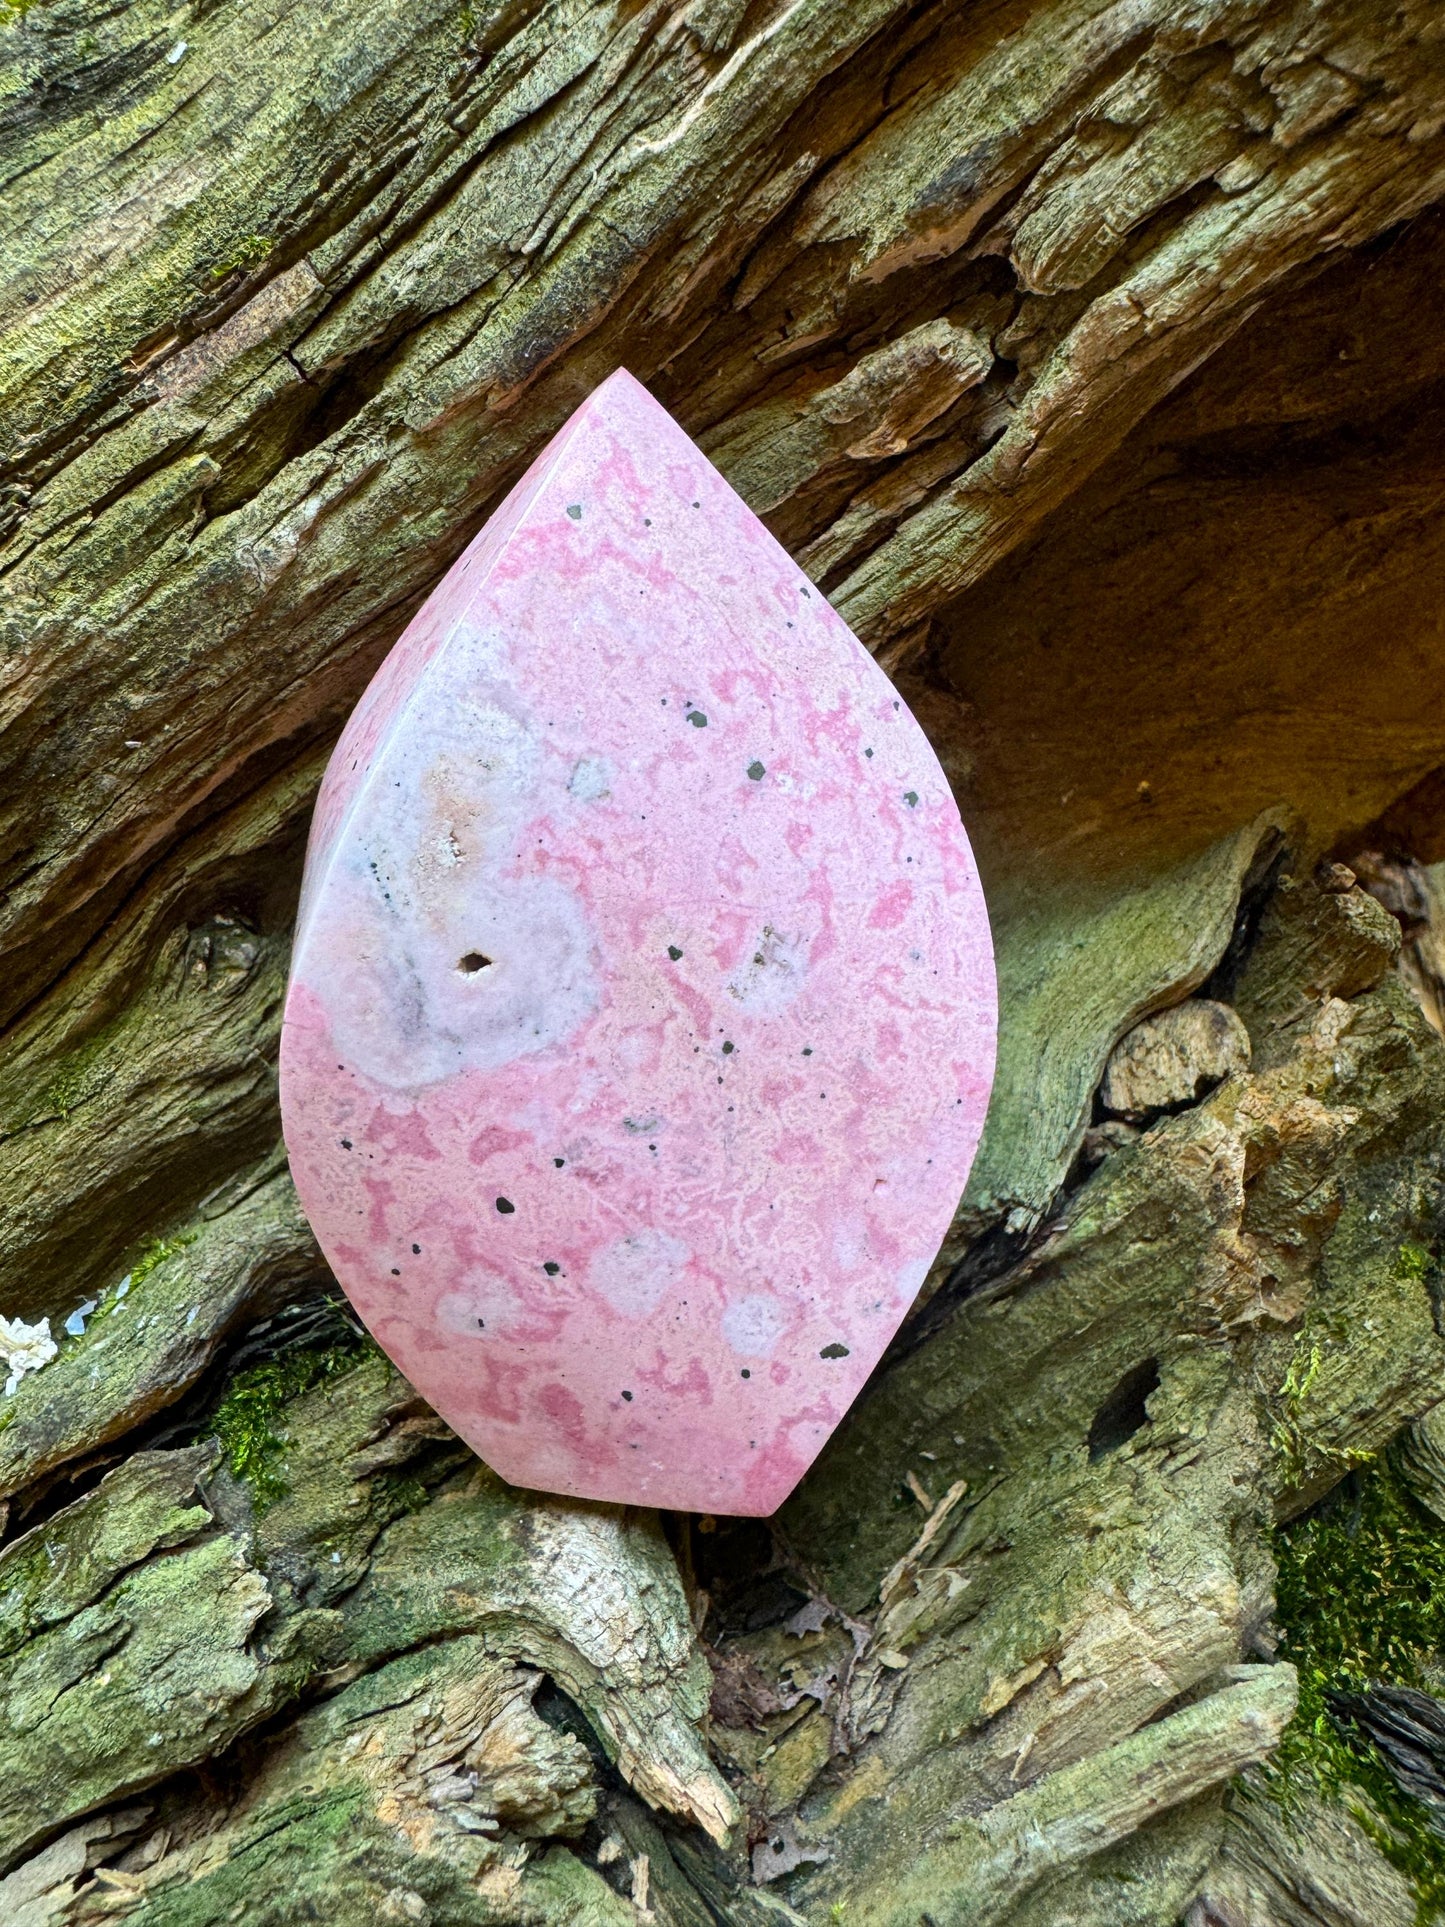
[280, 369, 996, 1514]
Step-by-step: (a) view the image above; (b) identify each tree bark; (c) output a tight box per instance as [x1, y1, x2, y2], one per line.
[4, 0, 1445, 1921]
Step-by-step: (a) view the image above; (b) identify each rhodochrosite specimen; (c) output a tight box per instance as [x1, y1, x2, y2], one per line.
[280, 369, 996, 1515]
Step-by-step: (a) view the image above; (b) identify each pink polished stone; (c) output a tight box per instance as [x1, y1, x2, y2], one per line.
[279, 369, 996, 1516]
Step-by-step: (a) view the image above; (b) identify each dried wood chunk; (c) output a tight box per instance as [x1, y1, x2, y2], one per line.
[1233, 873, 1401, 1055]
[1100, 999, 1251, 1121]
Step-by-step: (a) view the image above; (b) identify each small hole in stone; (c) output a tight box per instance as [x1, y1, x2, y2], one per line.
[1087, 1358, 1161, 1460]
[458, 952, 493, 974]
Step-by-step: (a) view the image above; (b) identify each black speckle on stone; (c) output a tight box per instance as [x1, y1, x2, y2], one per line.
[496, 1197, 516, 1214]
[645, 517, 652, 526]
[566, 504, 582, 521]
[691, 500, 700, 508]
[741, 1368, 751, 1378]
[412, 1243, 421, 1254]
[391, 1268, 401, 1277]
[820, 1342, 849, 1359]
[747, 761, 766, 781]
[802, 1048, 812, 1057]
[668, 944, 683, 961]
[544, 1261, 561, 1276]
[864, 747, 874, 759]
[341, 1138, 353, 1149]
[477, 1317, 485, 1329]
[904, 791, 919, 807]
[722, 1040, 734, 1054]
[554, 1157, 566, 1167]
[688, 710, 707, 728]
[622, 1389, 634, 1401]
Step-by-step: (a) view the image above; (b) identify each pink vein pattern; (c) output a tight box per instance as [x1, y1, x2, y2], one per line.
[280, 369, 996, 1516]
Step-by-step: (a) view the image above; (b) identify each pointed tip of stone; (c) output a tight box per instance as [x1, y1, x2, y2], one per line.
[572, 364, 680, 439]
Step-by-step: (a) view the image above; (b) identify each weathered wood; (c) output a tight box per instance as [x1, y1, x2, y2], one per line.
[1100, 998, 1252, 1122]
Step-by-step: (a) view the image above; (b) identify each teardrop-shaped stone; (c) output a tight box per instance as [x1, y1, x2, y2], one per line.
[280, 369, 995, 1516]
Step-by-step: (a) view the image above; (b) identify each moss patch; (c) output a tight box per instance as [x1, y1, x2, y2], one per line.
[129, 1232, 197, 1289]
[94, 1232, 199, 1324]
[212, 1337, 373, 1513]
[1272, 1457, 1445, 1919]
[1273, 1340, 1344, 1486]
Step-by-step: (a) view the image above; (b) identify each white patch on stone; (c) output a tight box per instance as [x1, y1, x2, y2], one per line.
[833, 1220, 865, 1270]
[313, 865, 598, 1088]
[895, 1255, 931, 1305]
[303, 666, 600, 1088]
[720, 1294, 786, 1357]
[569, 756, 612, 802]
[436, 1271, 525, 1341]
[588, 1230, 688, 1320]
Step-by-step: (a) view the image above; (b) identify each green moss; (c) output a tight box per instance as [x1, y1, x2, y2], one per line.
[1272, 1457, 1445, 1920]
[26, 1022, 119, 1126]
[206, 233, 273, 281]
[212, 1339, 372, 1514]
[131, 1232, 197, 1288]
[1272, 1336, 1370, 1487]
[135, 1787, 380, 1927]
[1398, 1245, 1437, 1284]
[99, 1232, 198, 1319]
